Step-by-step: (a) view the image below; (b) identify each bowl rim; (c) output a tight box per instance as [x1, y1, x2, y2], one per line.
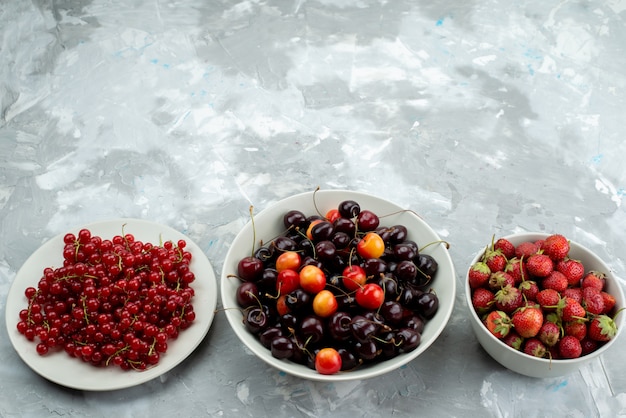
[220, 189, 457, 381]
[465, 232, 626, 368]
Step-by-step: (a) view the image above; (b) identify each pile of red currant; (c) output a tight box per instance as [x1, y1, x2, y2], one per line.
[233, 199, 443, 375]
[16, 228, 197, 371]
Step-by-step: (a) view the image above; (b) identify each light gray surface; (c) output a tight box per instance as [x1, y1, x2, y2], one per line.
[1, 0, 626, 417]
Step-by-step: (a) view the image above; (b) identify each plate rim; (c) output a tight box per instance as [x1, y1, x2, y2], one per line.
[5, 217, 218, 391]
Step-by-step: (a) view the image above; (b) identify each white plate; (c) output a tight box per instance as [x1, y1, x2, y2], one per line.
[5, 218, 217, 391]
[221, 190, 456, 381]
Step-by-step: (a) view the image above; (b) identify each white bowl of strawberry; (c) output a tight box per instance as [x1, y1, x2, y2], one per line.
[466, 232, 625, 378]
[221, 189, 456, 381]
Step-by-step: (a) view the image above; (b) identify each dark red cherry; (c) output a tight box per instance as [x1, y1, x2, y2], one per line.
[388, 225, 408, 244]
[310, 221, 334, 242]
[333, 217, 356, 235]
[416, 291, 439, 319]
[237, 257, 264, 282]
[356, 210, 379, 232]
[259, 326, 283, 349]
[243, 307, 269, 334]
[270, 336, 294, 359]
[395, 260, 418, 282]
[236, 282, 260, 308]
[338, 200, 360, 218]
[284, 210, 307, 229]
[396, 328, 421, 353]
[328, 311, 352, 341]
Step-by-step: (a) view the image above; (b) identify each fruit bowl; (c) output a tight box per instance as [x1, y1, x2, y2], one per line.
[466, 232, 625, 378]
[221, 189, 456, 381]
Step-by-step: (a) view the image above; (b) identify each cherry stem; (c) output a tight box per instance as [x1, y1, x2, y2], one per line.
[248, 205, 257, 258]
[312, 186, 322, 217]
[419, 240, 450, 252]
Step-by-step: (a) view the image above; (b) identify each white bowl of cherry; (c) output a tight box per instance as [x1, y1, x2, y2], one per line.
[221, 189, 456, 381]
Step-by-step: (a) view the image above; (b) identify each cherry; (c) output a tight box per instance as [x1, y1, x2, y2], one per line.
[414, 254, 438, 287]
[331, 232, 352, 249]
[355, 340, 379, 360]
[276, 269, 300, 295]
[236, 282, 260, 308]
[299, 265, 326, 294]
[284, 288, 312, 313]
[283, 210, 307, 229]
[314, 240, 336, 261]
[309, 221, 334, 242]
[259, 327, 283, 349]
[363, 258, 387, 277]
[342, 265, 367, 292]
[333, 217, 356, 235]
[356, 232, 385, 259]
[393, 242, 418, 261]
[396, 328, 421, 353]
[403, 314, 425, 334]
[315, 347, 342, 375]
[275, 251, 301, 272]
[328, 311, 353, 341]
[300, 315, 325, 344]
[355, 283, 385, 310]
[324, 209, 341, 223]
[337, 347, 359, 370]
[395, 260, 418, 282]
[338, 200, 361, 219]
[270, 236, 298, 254]
[388, 225, 408, 244]
[356, 210, 380, 231]
[312, 290, 338, 318]
[270, 336, 294, 359]
[237, 256, 264, 282]
[244, 307, 269, 334]
[415, 291, 439, 319]
[380, 300, 404, 325]
[350, 315, 378, 343]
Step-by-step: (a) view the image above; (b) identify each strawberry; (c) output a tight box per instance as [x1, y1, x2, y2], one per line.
[561, 297, 587, 322]
[536, 288, 561, 311]
[538, 321, 560, 347]
[542, 271, 568, 293]
[488, 271, 515, 291]
[580, 337, 599, 356]
[558, 335, 582, 358]
[541, 234, 570, 261]
[564, 320, 587, 341]
[494, 284, 524, 313]
[523, 338, 547, 358]
[515, 241, 540, 259]
[548, 345, 561, 360]
[472, 287, 495, 315]
[581, 271, 606, 291]
[505, 257, 528, 284]
[556, 258, 585, 286]
[494, 238, 515, 259]
[601, 291, 616, 314]
[582, 287, 605, 316]
[502, 330, 523, 350]
[588, 314, 619, 342]
[526, 253, 554, 278]
[512, 306, 543, 338]
[519, 280, 539, 302]
[484, 248, 507, 273]
[561, 287, 583, 304]
[468, 261, 491, 289]
[485, 310, 511, 339]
